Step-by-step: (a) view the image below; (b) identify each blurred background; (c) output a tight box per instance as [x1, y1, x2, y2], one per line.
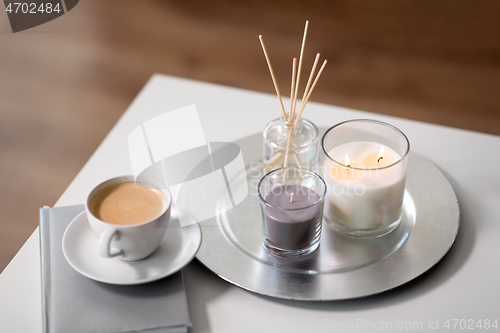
[0, 0, 499, 272]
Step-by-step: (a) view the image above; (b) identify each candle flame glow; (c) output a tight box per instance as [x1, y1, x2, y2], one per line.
[378, 146, 384, 163]
[345, 154, 351, 167]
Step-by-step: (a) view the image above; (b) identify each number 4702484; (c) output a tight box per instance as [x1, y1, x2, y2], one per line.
[5, 2, 61, 14]
[444, 319, 498, 330]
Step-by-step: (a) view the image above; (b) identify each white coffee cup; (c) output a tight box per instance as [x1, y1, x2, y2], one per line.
[86, 175, 171, 261]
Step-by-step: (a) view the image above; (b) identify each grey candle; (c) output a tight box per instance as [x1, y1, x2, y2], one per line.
[258, 167, 326, 257]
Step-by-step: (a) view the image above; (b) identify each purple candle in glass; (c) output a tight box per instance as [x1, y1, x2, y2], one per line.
[258, 167, 326, 257]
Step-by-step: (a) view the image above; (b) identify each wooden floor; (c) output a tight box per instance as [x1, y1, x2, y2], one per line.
[0, 0, 499, 272]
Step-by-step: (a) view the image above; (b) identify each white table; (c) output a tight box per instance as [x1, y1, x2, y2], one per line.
[1, 74, 499, 332]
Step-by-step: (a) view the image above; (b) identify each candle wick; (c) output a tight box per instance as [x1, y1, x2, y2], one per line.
[377, 156, 383, 163]
[290, 192, 294, 203]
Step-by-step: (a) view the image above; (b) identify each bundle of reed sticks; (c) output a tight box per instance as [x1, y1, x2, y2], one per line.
[259, 21, 327, 168]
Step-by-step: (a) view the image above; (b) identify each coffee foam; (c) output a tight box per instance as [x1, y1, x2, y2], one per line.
[90, 181, 167, 225]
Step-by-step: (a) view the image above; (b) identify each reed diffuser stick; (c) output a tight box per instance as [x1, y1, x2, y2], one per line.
[289, 58, 297, 120]
[297, 53, 320, 116]
[259, 35, 287, 119]
[284, 21, 309, 178]
[290, 20, 309, 122]
[283, 58, 299, 170]
[296, 59, 328, 121]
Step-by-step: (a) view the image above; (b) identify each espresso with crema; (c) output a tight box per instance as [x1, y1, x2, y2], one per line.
[90, 182, 166, 225]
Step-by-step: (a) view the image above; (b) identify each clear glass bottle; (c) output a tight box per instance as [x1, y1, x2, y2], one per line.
[263, 115, 320, 173]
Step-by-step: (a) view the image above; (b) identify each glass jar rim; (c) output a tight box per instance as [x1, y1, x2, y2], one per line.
[257, 166, 327, 211]
[321, 119, 411, 171]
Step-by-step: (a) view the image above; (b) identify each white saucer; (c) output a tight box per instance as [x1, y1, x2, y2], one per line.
[62, 207, 202, 285]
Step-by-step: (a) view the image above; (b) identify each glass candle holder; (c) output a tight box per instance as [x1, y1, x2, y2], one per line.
[263, 115, 319, 173]
[258, 166, 326, 257]
[321, 119, 410, 238]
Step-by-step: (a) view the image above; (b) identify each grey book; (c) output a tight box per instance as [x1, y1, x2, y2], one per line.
[39, 205, 192, 333]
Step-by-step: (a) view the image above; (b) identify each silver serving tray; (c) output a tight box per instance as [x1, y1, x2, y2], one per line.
[195, 133, 459, 301]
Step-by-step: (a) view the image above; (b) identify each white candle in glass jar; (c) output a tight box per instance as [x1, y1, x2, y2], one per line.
[324, 141, 406, 232]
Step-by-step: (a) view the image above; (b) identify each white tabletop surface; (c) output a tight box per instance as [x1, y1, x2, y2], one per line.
[1, 74, 499, 332]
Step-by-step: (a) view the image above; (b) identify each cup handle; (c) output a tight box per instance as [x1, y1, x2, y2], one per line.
[99, 228, 122, 258]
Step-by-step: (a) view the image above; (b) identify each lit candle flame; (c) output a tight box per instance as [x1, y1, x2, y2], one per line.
[377, 146, 384, 163]
[345, 154, 351, 167]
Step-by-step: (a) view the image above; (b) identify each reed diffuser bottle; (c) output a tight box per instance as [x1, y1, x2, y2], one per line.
[263, 115, 319, 172]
